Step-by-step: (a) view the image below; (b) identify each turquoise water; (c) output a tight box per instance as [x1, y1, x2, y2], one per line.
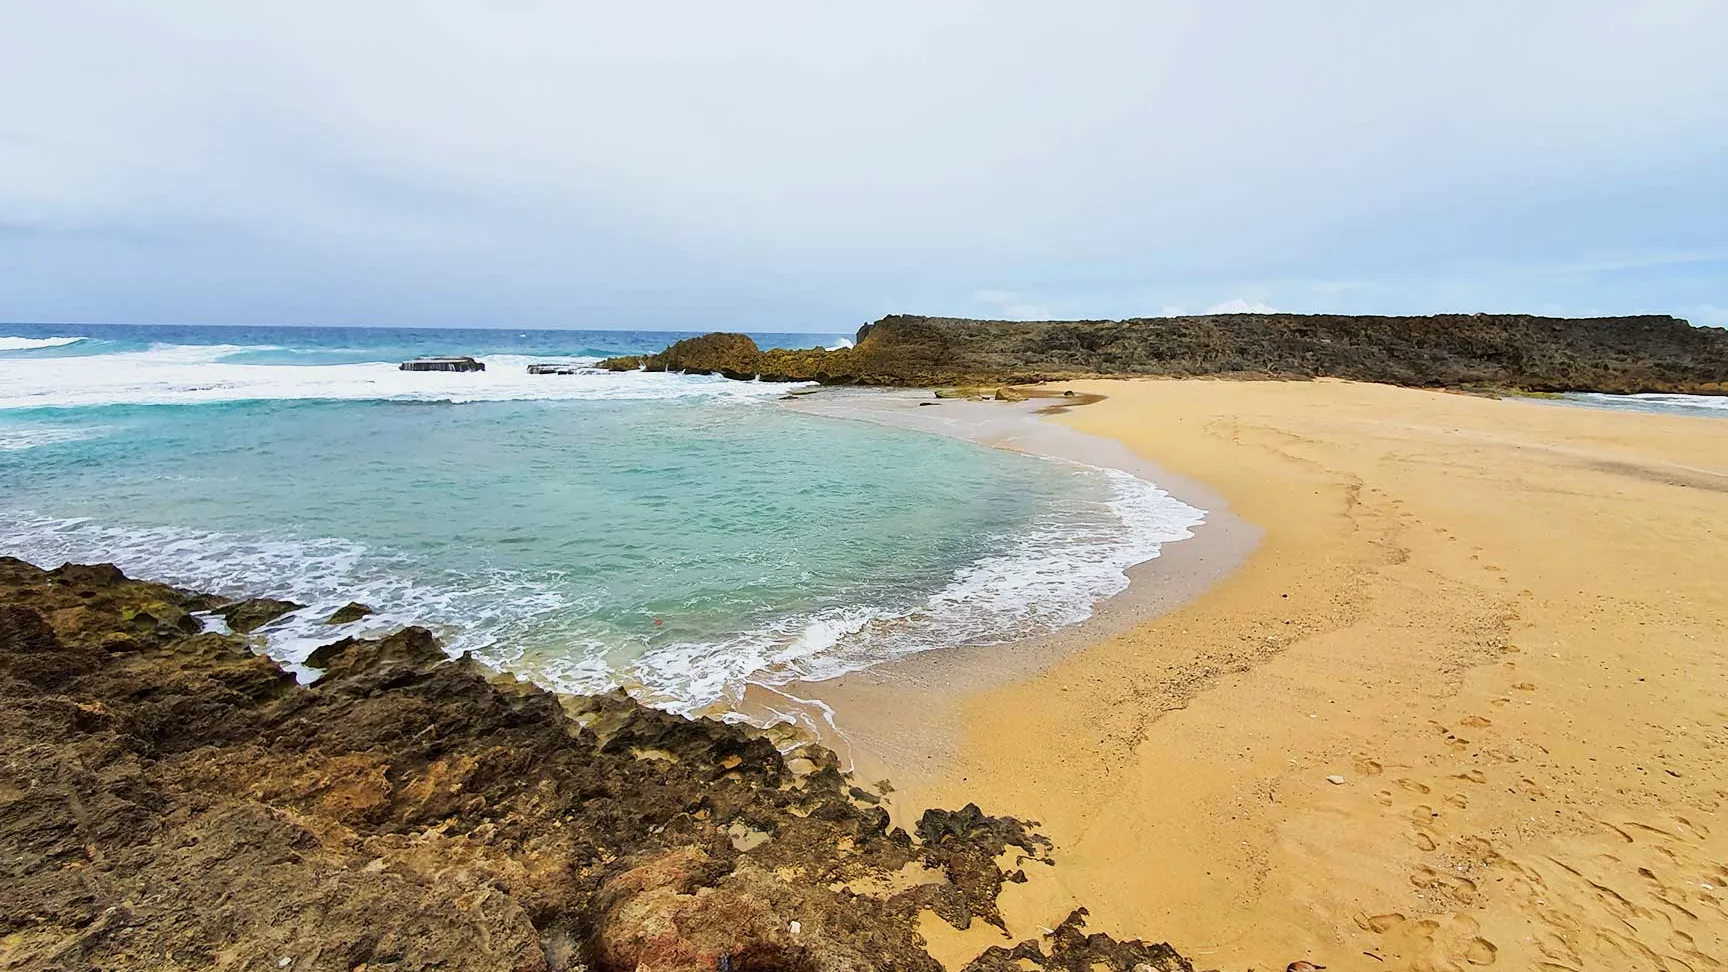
[0, 323, 1203, 713]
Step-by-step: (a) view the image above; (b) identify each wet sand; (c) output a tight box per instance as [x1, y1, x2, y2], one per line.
[794, 379, 1728, 971]
[744, 388, 1259, 787]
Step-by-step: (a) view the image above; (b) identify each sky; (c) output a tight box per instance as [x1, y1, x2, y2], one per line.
[2, 1, 1725, 331]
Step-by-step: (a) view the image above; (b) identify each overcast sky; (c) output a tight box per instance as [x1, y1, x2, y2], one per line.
[2, 1, 1724, 330]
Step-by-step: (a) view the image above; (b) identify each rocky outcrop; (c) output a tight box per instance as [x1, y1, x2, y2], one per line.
[214, 595, 301, 633]
[324, 601, 373, 624]
[400, 356, 485, 372]
[602, 313, 1728, 394]
[0, 557, 1202, 972]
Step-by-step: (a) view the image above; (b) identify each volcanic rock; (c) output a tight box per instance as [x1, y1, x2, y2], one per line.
[0, 557, 1201, 972]
[602, 313, 1728, 394]
[214, 596, 301, 633]
[324, 601, 373, 624]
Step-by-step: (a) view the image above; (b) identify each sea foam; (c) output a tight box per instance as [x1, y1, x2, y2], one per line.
[0, 335, 87, 352]
[1573, 392, 1728, 414]
[0, 344, 806, 409]
[0, 511, 570, 679]
[599, 465, 1203, 713]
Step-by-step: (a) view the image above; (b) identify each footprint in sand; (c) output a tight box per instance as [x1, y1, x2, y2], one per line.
[1446, 793, 1470, 809]
[1459, 715, 1493, 728]
[1512, 682, 1537, 691]
[1412, 829, 1438, 851]
[1374, 789, 1395, 807]
[1410, 864, 1478, 905]
[1397, 778, 1432, 795]
[1355, 912, 1407, 933]
[1454, 769, 1488, 784]
[1354, 756, 1385, 776]
[1463, 936, 1499, 966]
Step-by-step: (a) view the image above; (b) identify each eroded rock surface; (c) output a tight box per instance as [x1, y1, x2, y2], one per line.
[0, 558, 1199, 972]
[602, 313, 1728, 394]
[324, 601, 374, 625]
[214, 595, 301, 633]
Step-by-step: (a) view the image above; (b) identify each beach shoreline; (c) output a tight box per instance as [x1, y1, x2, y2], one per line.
[809, 376, 1728, 972]
[738, 387, 1260, 797]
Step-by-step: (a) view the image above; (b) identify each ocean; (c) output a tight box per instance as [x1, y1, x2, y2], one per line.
[0, 322, 1204, 717]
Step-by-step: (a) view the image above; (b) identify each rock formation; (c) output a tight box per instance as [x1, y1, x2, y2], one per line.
[0, 558, 1199, 972]
[601, 313, 1728, 394]
[324, 601, 373, 624]
[400, 356, 485, 372]
[214, 596, 301, 633]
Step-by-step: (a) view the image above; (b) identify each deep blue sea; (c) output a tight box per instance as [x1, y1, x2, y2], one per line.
[0, 323, 1204, 716]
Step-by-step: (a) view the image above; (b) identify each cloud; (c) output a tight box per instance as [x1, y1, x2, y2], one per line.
[0, 2, 1724, 327]
[1204, 298, 1278, 315]
[974, 290, 1052, 321]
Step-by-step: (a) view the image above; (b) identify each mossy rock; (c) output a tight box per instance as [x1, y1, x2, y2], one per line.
[325, 602, 374, 625]
[216, 597, 301, 634]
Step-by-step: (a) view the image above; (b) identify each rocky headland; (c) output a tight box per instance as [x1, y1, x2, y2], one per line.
[601, 313, 1728, 394]
[0, 557, 1199, 972]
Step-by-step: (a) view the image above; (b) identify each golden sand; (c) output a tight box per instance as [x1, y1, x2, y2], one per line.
[895, 379, 1728, 971]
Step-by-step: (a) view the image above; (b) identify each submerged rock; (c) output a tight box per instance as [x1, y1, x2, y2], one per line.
[324, 600, 373, 624]
[0, 557, 1203, 972]
[214, 596, 301, 633]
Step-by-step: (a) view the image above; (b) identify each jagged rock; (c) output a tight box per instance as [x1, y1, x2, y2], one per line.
[961, 909, 1194, 972]
[602, 313, 1728, 394]
[0, 557, 1202, 972]
[214, 596, 301, 633]
[324, 601, 373, 625]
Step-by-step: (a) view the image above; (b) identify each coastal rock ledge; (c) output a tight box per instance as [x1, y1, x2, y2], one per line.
[602, 313, 1728, 393]
[0, 557, 1203, 972]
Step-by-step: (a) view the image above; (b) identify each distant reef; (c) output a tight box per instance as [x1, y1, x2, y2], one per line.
[0, 557, 1199, 972]
[601, 313, 1728, 394]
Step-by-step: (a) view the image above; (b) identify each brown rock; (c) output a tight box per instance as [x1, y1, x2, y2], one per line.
[0, 558, 1201, 972]
[215, 596, 301, 633]
[325, 601, 374, 624]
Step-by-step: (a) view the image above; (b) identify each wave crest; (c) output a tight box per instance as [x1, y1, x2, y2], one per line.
[0, 336, 86, 352]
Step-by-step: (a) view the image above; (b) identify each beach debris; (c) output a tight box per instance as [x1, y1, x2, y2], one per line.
[324, 601, 373, 625]
[399, 356, 484, 372]
[1326, 774, 1347, 785]
[1287, 962, 1327, 971]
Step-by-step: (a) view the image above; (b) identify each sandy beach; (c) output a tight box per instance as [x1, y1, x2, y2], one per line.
[810, 379, 1728, 971]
